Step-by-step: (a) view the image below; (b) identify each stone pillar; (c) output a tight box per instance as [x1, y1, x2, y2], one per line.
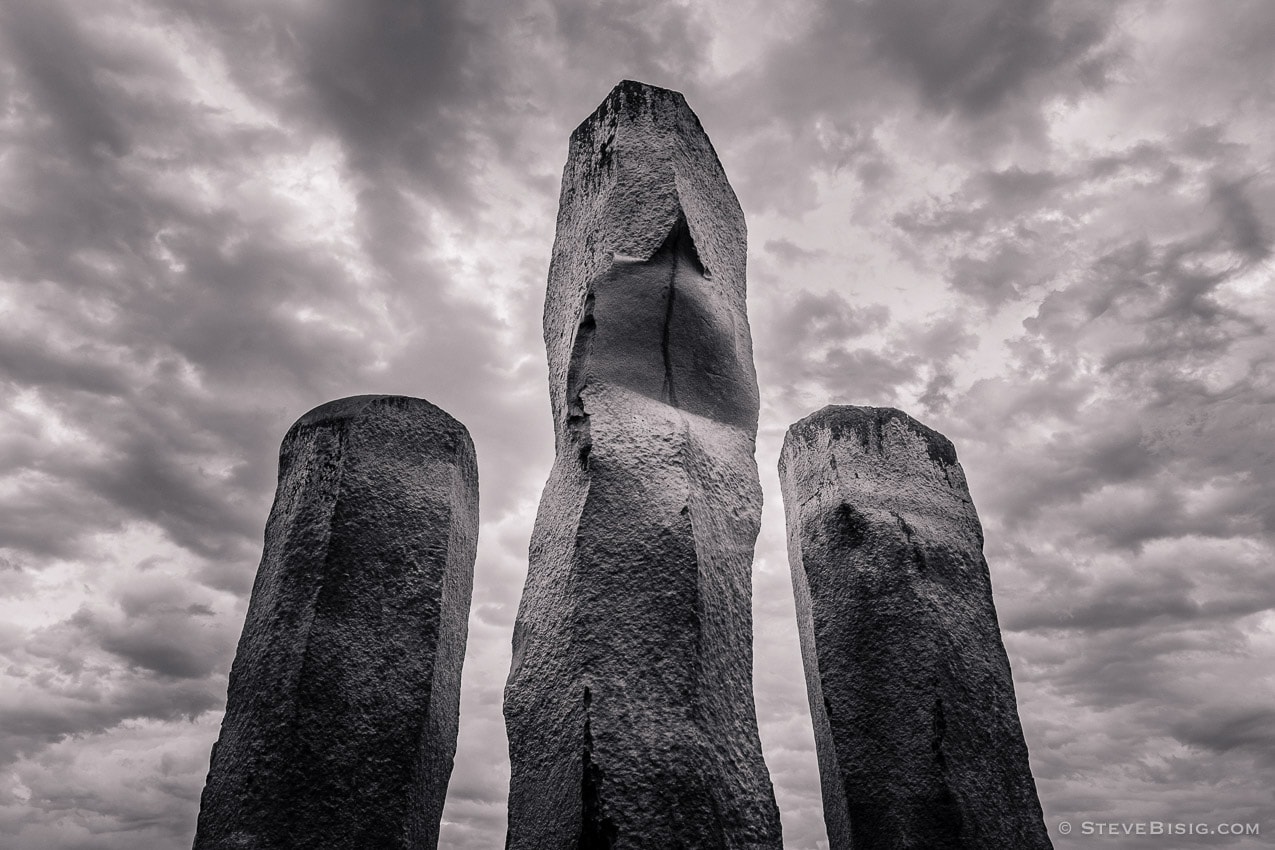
[778, 405, 1052, 850]
[194, 395, 478, 850]
[503, 80, 782, 849]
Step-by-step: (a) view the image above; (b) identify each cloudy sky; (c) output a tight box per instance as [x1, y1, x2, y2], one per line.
[1, 0, 1272, 847]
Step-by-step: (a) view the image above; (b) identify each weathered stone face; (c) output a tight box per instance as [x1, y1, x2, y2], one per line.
[193, 395, 478, 850]
[503, 80, 782, 850]
[778, 405, 1052, 850]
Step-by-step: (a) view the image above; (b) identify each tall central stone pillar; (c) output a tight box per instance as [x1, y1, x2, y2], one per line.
[503, 80, 782, 849]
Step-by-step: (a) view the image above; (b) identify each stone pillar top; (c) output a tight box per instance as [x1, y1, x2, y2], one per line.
[544, 80, 754, 442]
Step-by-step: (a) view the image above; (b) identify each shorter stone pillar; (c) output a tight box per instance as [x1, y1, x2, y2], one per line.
[194, 395, 478, 850]
[779, 405, 1051, 850]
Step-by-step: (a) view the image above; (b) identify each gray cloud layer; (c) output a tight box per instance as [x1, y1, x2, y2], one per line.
[1, 0, 1272, 847]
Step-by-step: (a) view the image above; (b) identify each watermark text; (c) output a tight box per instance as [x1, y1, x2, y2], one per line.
[1057, 820, 1261, 837]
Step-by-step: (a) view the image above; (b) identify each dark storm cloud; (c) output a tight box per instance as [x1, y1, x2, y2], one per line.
[539, 0, 709, 92]
[702, 0, 1126, 214]
[1006, 619, 1274, 828]
[1090, 268, 1259, 373]
[3, 0, 1275, 847]
[0, 655, 222, 767]
[755, 283, 978, 425]
[1005, 547, 1275, 633]
[0, 571, 238, 784]
[1209, 178, 1270, 261]
[93, 581, 236, 680]
[860, 0, 1116, 117]
[893, 167, 1067, 251]
[766, 289, 891, 350]
[974, 166, 1067, 206]
[967, 410, 1157, 526]
[162, 0, 712, 208]
[0, 333, 131, 397]
[0, 13, 371, 574]
[287, 2, 494, 181]
[894, 119, 1275, 321]
[1172, 707, 1275, 768]
[764, 237, 826, 264]
[0, 0, 131, 159]
[158, 0, 499, 180]
[947, 246, 1036, 306]
[967, 384, 1273, 554]
[0, 0, 532, 577]
[0, 715, 216, 850]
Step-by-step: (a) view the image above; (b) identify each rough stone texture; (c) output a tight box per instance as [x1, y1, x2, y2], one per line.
[193, 395, 478, 850]
[778, 405, 1052, 850]
[503, 80, 782, 850]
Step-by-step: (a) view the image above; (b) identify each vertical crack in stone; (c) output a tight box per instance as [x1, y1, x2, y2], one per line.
[932, 697, 949, 774]
[567, 293, 597, 471]
[930, 697, 966, 843]
[578, 687, 616, 850]
[658, 212, 705, 411]
[661, 231, 679, 410]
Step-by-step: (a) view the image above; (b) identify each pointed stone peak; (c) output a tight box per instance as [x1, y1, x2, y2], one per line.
[571, 79, 693, 141]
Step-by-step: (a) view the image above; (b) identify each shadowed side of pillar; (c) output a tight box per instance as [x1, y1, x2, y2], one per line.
[503, 81, 782, 850]
[779, 405, 1052, 850]
[193, 394, 478, 850]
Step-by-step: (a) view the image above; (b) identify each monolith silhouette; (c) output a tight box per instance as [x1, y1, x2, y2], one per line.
[193, 395, 478, 850]
[503, 80, 782, 849]
[779, 405, 1052, 850]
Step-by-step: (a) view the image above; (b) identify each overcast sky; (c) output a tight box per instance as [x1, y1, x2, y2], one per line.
[1, 0, 1272, 848]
